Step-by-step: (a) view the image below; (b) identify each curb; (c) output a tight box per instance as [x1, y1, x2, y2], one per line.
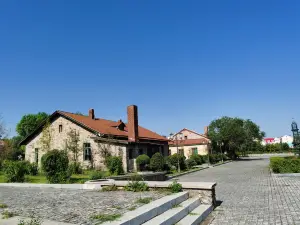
[167, 161, 233, 180]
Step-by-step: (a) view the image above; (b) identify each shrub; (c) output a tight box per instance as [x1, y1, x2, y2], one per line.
[136, 154, 150, 171]
[185, 158, 197, 169]
[168, 181, 182, 193]
[209, 154, 223, 164]
[18, 217, 42, 225]
[68, 162, 83, 175]
[106, 156, 124, 175]
[135, 197, 152, 204]
[168, 154, 186, 170]
[89, 170, 106, 180]
[3, 160, 27, 183]
[101, 185, 118, 192]
[190, 154, 203, 165]
[124, 180, 149, 192]
[41, 149, 70, 183]
[270, 156, 300, 173]
[23, 161, 38, 176]
[150, 152, 165, 171]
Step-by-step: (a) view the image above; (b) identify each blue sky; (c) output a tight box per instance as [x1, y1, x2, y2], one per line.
[1, 0, 299, 138]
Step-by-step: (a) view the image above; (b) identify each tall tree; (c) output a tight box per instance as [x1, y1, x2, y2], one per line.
[208, 117, 265, 159]
[16, 112, 48, 138]
[0, 114, 7, 139]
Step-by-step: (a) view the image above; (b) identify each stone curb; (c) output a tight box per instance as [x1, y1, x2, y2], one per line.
[167, 161, 233, 180]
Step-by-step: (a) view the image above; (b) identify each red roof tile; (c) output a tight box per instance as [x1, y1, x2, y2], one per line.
[59, 111, 167, 141]
[168, 138, 209, 146]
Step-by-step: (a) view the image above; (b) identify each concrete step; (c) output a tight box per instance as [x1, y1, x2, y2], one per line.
[102, 191, 189, 225]
[177, 204, 213, 225]
[143, 197, 200, 225]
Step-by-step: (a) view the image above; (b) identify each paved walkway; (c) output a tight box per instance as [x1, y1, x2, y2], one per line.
[177, 156, 300, 225]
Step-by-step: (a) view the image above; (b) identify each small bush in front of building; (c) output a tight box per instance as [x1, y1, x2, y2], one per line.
[68, 162, 83, 175]
[168, 180, 182, 193]
[270, 156, 300, 173]
[136, 154, 150, 171]
[89, 170, 106, 180]
[41, 149, 70, 184]
[3, 160, 27, 183]
[106, 156, 124, 175]
[185, 158, 197, 169]
[23, 161, 39, 176]
[168, 153, 186, 170]
[189, 154, 203, 165]
[150, 152, 165, 171]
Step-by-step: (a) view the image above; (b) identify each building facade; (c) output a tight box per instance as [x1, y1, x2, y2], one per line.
[169, 128, 210, 159]
[20, 105, 169, 172]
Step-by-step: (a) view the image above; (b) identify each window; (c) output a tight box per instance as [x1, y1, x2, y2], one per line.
[35, 148, 39, 164]
[83, 143, 92, 161]
[192, 148, 198, 155]
[179, 149, 184, 155]
[139, 149, 143, 155]
[184, 136, 188, 140]
[59, 125, 63, 133]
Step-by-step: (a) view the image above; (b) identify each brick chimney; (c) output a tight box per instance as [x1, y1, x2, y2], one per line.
[89, 109, 95, 119]
[204, 126, 209, 136]
[127, 105, 139, 142]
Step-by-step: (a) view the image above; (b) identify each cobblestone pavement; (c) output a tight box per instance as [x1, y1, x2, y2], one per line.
[177, 156, 300, 225]
[0, 187, 165, 224]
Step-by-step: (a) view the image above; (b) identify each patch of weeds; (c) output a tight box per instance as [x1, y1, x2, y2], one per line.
[101, 185, 118, 192]
[172, 204, 182, 208]
[124, 180, 149, 192]
[18, 216, 42, 225]
[90, 213, 121, 223]
[112, 205, 122, 210]
[128, 206, 136, 211]
[189, 212, 199, 216]
[135, 197, 152, 204]
[2, 210, 15, 219]
[0, 203, 8, 208]
[168, 181, 182, 193]
[153, 187, 172, 195]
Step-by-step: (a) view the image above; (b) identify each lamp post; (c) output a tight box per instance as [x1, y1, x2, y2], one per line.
[291, 121, 300, 156]
[170, 132, 182, 173]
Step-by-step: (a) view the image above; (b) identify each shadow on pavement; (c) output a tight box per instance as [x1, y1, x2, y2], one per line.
[237, 158, 264, 161]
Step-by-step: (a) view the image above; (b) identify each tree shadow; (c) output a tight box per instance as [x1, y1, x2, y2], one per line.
[236, 158, 264, 161]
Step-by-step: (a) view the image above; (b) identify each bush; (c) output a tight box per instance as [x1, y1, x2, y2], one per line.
[270, 156, 300, 173]
[124, 180, 149, 192]
[68, 162, 83, 174]
[41, 149, 70, 183]
[3, 161, 27, 183]
[209, 154, 223, 164]
[150, 152, 165, 171]
[168, 181, 182, 193]
[136, 154, 150, 171]
[168, 154, 186, 170]
[23, 161, 38, 176]
[89, 170, 106, 180]
[185, 158, 197, 169]
[101, 185, 118, 192]
[190, 154, 203, 165]
[106, 156, 124, 175]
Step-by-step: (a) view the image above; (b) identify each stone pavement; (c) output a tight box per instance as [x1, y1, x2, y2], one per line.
[0, 188, 165, 224]
[176, 156, 300, 225]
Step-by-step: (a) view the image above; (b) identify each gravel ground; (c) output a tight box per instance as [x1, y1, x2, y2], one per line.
[0, 187, 166, 224]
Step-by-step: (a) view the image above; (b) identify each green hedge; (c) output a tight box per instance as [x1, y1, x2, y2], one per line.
[270, 156, 300, 173]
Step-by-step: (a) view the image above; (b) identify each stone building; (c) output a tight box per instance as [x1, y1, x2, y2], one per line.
[20, 105, 169, 172]
[169, 128, 210, 159]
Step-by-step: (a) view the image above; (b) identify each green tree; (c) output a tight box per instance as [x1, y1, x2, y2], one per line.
[208, 117, 265, 159]
[16, 112, 48, 138]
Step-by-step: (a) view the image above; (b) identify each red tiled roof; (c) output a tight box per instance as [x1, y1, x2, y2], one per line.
[59, 111, 167, 141]
[169, 138, 209, 146]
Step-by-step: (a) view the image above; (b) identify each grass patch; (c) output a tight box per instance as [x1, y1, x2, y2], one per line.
[1, 210, 15, 219]
[101, 185, 118, 192]
[90, 213, 121, 223]
[0, 203, 8, 208]
[172, 204, 182, 208]
[112, 205, 122, 210]
[128, 206, 136, 211]
[135, 197, 152, 204]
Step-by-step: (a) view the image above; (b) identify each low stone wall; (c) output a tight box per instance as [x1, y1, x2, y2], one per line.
[108, 172, 167, 181]
[84, 180, 217, 207]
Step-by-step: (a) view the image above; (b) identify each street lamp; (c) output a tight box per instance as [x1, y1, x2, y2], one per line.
[291, 121, 300, 155]
[170, 132, 182, 173]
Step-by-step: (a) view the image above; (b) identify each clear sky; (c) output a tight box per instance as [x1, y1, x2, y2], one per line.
[1, 0, 299, 138]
